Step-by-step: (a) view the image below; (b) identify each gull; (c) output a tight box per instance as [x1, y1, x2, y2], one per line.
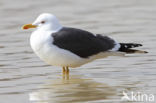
[22, 13, 147, 75]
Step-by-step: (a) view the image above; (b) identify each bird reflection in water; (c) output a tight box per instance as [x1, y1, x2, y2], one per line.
[29, 74, 116, 103]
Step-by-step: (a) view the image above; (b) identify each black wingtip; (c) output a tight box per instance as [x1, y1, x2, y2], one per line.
[138, 44, 143, 46]
[144, 51, 148, 53]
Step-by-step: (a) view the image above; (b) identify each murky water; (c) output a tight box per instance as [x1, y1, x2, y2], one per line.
[0, 0, 156, 103]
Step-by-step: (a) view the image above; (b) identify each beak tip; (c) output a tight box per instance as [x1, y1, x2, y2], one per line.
[22, 26, 28, 30]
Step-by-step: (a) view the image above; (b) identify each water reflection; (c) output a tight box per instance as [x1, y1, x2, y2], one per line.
[29, 75, 116, 103]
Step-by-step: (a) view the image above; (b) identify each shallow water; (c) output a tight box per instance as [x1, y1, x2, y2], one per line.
[0, 0, 156, 103]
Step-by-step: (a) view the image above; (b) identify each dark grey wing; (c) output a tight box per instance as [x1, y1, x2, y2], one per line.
[52, 27, 116, 58]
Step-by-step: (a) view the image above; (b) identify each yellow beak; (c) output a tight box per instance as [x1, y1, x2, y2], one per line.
[22, 24, 37, 30]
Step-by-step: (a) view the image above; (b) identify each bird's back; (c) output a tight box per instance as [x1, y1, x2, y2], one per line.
[52, 27, 116, 58]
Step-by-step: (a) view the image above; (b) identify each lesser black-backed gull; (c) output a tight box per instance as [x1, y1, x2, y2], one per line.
[22, 13, 147, 75]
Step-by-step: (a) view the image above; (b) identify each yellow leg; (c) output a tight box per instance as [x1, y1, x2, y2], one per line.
[62, 67, 66, 79]
[62, 67, 66, 74]
[66, 67, 69, 74]
[66, 67, 69, 80]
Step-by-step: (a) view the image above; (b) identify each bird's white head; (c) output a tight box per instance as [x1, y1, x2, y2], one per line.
[22, 13, 62, 31]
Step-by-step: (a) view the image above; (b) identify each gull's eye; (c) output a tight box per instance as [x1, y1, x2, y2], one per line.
[41, 21, 45, 24]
